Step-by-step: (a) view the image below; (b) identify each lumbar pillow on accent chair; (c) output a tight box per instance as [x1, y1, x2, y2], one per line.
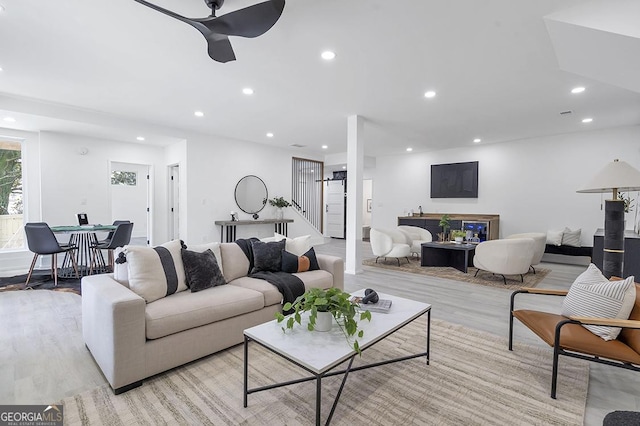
[546, 230, 563, 246]
[125, 239, 188, 303]
[561, 263, 636, 340]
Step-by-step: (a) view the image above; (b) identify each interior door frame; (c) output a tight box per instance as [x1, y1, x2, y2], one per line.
[168, 163, 180, 241]
[107, 160, 153, 245]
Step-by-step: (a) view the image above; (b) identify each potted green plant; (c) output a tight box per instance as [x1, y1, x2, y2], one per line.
[269, 196, 291, 219]
[275, 287, 372, 354]
[439, 214, 451, 241]
[451, 229, 466, 243]
[619, 192, 635, 214]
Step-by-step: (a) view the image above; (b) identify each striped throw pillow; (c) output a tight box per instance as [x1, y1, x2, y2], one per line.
[125, 240, 188, 303]
[561, 263, 636, 340]
[561, 227, 581, 247]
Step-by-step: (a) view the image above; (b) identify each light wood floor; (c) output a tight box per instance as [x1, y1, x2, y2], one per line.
[1, 239, 639, 425]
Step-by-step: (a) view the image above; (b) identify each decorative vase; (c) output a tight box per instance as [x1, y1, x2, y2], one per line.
[314, 311, 333, 332]
[455, 236, 463, 244]
[275, 208, 284, 220]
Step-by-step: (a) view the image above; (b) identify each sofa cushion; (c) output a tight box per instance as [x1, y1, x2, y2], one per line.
[562, 227, 581, 247]
[181, 249, 226, 292]
[220, 243, 250, 282]
[185, 242, 224, 276]
[251, 240, 286, 273]
[125, 240, 188, 303]
[293, 269, 334, 291]
[281, 247, 319, 274]
[145, 285, 265, 340]
[274, 233, 312, 256]
[546, 230, 563, 246]
[561, 263, 636, 340]
[229, 276, 283, 306]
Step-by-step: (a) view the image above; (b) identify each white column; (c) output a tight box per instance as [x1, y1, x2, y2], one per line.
[345, 115, 364, 274]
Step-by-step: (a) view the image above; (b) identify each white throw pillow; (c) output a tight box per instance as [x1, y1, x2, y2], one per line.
[186, 242, 224, 276]
[273, 233, 312, 256]
[561, 227, 581, 247]
[125, 240, 188, 303]
[561, 263, 636, 340]
[546, 230, 563, 246]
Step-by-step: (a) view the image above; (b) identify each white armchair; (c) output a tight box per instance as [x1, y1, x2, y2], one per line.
[473, 238, 536, 284]
[370, 228, 411, 265]
[397, 225, 433, 257]
[506, 232, 546, 273]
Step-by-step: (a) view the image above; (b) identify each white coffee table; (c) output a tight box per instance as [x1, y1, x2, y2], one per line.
[243, 290, 431, 425]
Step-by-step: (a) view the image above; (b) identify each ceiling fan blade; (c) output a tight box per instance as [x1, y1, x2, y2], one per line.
[133, 0, 194, 26]
[202, 0, 285, 38]
[205, 34, 236, 63]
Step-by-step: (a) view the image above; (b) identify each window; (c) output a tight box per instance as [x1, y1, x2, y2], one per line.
[111, 171, 137, 186]
[0, 140, 23, 250]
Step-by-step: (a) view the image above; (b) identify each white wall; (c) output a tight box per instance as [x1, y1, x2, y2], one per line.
[183, 135, 324, 244]
[372, 125, 640, 246]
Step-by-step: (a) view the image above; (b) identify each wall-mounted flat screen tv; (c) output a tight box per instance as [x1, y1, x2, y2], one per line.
[430, 161, 478, 198]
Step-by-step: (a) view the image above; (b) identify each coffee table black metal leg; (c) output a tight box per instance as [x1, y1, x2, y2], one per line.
[243, 335, 249, 408]
[427, 309, 431, 365]
[316, 375, 322, 426]
[326, 355, 355, 425]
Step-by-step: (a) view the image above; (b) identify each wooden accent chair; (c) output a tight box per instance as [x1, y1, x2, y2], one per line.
[509, 282, 640, 399]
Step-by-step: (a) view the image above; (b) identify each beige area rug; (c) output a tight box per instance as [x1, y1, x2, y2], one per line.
[62, 319, 588, 425]
[363, 257, 550, 290]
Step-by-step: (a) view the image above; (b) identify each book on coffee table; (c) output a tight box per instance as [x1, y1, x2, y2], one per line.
[350, 296, 393, 313]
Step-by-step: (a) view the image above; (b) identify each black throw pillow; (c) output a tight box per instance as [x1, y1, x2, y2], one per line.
[282, 247, 320, 273]
[181, 249, 226, 292]
[250, 240, 286, 273]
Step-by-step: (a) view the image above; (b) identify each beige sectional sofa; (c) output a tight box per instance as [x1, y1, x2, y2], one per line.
[81, 241, 344, 394]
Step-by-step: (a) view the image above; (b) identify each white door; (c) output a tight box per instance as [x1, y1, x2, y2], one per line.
[169, 165, 180, 240]
[326, 180, 345, 238]
[110, 162, 150, 244]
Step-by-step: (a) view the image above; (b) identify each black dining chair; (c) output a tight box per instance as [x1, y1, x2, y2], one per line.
[90, 222, 134, 274]
[24, 222, 79, 288]
[97, 220, 131, 245]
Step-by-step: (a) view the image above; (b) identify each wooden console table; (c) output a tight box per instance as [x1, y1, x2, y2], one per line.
[398, 213, 500, 241]
[214, 219, 294, 243]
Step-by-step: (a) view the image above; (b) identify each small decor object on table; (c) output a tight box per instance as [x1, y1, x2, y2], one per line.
[275, 287, 372, 354]
[451, 230, 466, 244]
[269, 196, 291, 220]
[350, 295, 392, 313]
[439, 214, 451, 240]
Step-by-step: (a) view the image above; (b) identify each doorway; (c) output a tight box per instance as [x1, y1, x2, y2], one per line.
[109, 161, 150, 245]
[169, 164, 180, 240]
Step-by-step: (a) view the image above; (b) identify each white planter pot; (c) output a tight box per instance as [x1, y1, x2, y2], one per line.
[455, 237, 463, 243]
[314, 311, 333, 332]
[275, 208, 284, 220]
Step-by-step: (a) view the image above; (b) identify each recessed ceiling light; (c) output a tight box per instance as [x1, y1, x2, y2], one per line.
[242, 87, 254, 95]
[321, 51, 336, 60]
[473, 138, 481, 143]
[0, 67, 3, 72]
[406, 147, 413, 152]
[3, 117, 15, 123]
[194, 111, 204, 117]
[424, 91, 436, 99]
[321, 145, 328, 149]
[582, 118, 593, 123]
[571, 87, 586, 94]
[266, 132, 274, 138]
[342, 166, 347, 170]
[136, 136, 145, 141]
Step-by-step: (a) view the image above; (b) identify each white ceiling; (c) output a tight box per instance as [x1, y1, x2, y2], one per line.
[0, 0, 639, 156]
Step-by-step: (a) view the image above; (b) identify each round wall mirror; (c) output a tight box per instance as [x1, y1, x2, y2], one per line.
[234, 175, 268, 214]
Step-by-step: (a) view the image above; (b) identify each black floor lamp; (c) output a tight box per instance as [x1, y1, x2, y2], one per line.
[577, 159, 640, 278]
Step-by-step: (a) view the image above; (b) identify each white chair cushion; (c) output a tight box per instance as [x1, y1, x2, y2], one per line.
[561, 263, 636, 341]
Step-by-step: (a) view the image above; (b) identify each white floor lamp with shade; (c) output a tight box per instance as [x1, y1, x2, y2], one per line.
[577, 159, 640, 278]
